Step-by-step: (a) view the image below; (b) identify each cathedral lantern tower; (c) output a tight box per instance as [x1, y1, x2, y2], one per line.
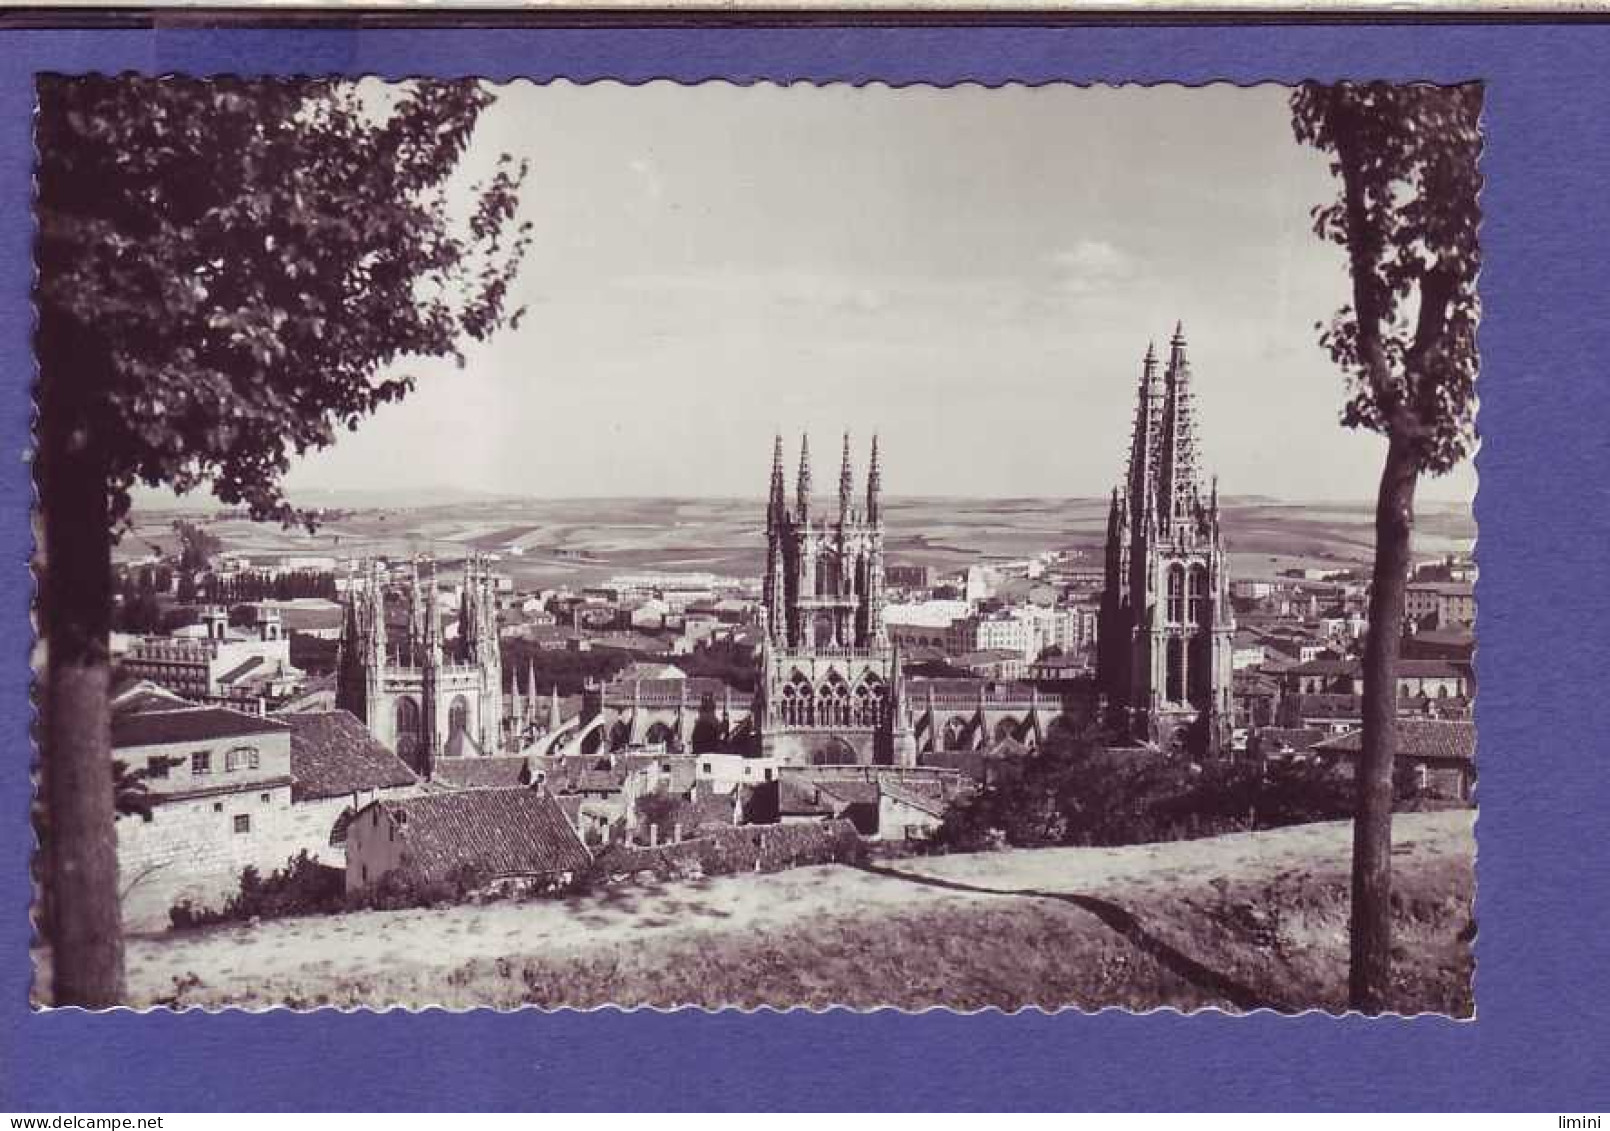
[756, 432, 909, 766]
[336, 552, 510, 778]
[1096, 324, 1235, 756]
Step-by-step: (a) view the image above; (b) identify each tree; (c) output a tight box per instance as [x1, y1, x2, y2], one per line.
[170, 519, 221, 572]
[1291, 82, 1481, 1013]
[35, 76, 529, 1005]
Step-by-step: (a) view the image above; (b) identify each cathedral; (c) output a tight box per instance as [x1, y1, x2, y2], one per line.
[1096, 324, 1235, 756]
[336, 553, 506, 777]
[753, 433, 917, 767]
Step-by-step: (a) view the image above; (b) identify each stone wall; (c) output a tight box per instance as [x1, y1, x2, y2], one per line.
[117, 783, 298, 931]
[116, 782, 421, 931]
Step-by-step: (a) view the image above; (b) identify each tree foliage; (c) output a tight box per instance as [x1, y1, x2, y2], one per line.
[34, 75, 529, 1006]
[1290, 81, 1482, 1014]
[36, 75, 531, 527]
[1291, 83, 1482, 475]
[170, 520, 222, 571]
[933, 735, 1358, 855]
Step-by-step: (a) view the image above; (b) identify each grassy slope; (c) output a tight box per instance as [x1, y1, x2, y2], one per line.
[98, 810, 1475, 1015]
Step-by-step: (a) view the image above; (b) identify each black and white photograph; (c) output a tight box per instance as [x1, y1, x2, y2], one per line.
[31, 76, 1480, 1015]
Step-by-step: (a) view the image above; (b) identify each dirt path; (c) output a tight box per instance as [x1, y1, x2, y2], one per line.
[85, 810, 1473, 1010]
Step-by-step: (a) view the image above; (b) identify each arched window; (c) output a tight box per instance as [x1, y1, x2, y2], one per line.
[1188, 630, 1210, 708]
[942, 716, 970, 751]
[782, 670, 813, 726]
[994, 716, 1020, 743]
[853, 673, 887, 728]
[448, 695, 470, 737]
[818, 671, 851, 727]
[1166, 565, 1186, 624]
[1166, 638, 1185, 704]
[395, 698, 423, 771]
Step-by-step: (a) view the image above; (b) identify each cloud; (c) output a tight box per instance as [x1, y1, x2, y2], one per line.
[1046, 239, 1139, 296]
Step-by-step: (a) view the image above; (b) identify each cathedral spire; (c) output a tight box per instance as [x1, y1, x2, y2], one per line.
[838, 431, 855, 519]
[424, 557, 441, 666]
[866, 433, 882, 523]
[796, 433, 812, 521]
[1158, 319, 1202, 532]
[1126, 341, 1162, 524]
[767, 433, 786, 532]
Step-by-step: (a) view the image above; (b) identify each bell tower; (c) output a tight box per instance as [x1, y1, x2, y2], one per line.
[1097, 324, 1234, 756]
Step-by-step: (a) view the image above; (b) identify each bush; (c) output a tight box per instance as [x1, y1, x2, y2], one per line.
[933, 738, 1363, 853]
[587, 820, 865, 884]
[167, 853, 496, 929]
[169, 851, 346, 928]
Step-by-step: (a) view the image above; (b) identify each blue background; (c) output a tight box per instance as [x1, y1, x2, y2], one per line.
[0, 22, 1605, 1112]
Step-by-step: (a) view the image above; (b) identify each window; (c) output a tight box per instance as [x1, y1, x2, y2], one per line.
[1166, 565, 1185, 624]
[225, 746, 260, 772]
[233, 814, 251, 834]
[146, 756, 169, 780]
[213, 801, 224, 813]
[191, 751, 211, 775]
[260, 792, 271, 804]
[1187, 566, 1209, 626]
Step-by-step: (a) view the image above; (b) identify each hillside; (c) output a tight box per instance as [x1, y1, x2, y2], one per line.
[121, 494, 1475, 590]
[84, 811, 1476, 1015]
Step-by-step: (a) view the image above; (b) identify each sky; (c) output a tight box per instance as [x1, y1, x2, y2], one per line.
[265, 81, 1476, 506]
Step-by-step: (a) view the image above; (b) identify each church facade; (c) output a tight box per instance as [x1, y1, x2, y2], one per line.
[1097, 325, 1235, 756]
[754, 434, 918, 767]
[336, 554, 505, 777]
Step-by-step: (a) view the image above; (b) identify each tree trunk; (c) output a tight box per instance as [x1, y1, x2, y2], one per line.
[37, 357, 124, 1007]
[1350, 430, 1418, 1014]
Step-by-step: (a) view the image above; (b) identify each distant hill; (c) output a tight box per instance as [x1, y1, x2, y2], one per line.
[121, 493, 1474, 588]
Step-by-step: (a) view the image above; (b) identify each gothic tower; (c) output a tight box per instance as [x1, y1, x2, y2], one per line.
[1096, 324, 1235, 756]
[755, 432, 914, 766]
[336, 553, 508, 777]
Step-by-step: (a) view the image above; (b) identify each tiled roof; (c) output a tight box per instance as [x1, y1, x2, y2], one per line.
[1251, 727, 1327, 753]
[1312, 719, 1477, 762]
[284, 710, 418, 801]
[375, 788, 591, 881]
[1408, 581, 1475, 596]
[558, 768, 622, 795]
[910, 678, 1041, 699]
[877, 776, 950, 819]
[112, 706, 289, 749]
[216, 654, 266, 685]
[553, 793, 585, 828]
[812, 779, 882, 808]
[433, 755, 531, 790]
[441, 727, 487, 758]
[614, 661, 687, 682]
[1396, 659, 1468, 678]
[1291, 693, 1364, 719]
[601, 675, 733, 701]
[111, 680, 197, 716]
[777, 775, 834, 816]
[1290, 658, 1361, 677]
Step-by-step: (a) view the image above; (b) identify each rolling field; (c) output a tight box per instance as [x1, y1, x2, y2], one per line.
[75, 811, 1475, 1015]
[123, 494, 1475, 590]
